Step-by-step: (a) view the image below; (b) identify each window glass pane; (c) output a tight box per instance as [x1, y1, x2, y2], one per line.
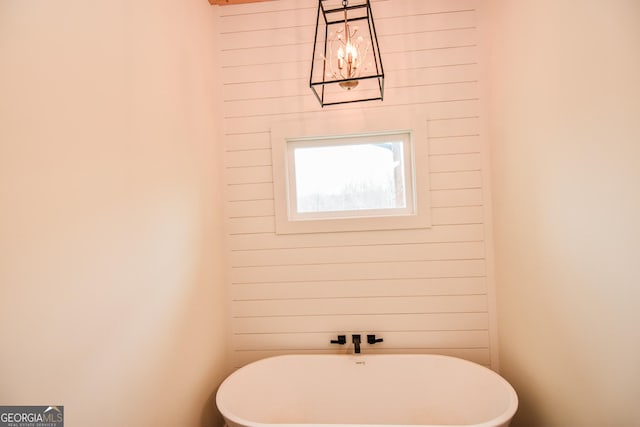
[293, 141, 407, 214]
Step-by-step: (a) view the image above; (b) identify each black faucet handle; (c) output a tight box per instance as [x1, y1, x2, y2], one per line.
[330, 335, 346, 345]
[367, 334, 384, 344]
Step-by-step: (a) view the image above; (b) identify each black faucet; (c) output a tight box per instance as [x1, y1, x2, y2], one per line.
[330, 335, 346, 345]
[352, 334, 361, 354]
[367, 334, 384, 344]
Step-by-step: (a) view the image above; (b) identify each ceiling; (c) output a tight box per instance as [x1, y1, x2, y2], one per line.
[209, 0, 274, 5]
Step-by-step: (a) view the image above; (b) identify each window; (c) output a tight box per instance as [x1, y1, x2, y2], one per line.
[271, 112, 430, 234]
[287, 132, 414, 220]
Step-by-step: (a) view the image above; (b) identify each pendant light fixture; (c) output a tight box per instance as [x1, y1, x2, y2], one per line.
[310, 0, 384, 107]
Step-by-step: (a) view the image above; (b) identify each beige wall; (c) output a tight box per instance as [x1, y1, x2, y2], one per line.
[0, 1, 229, 426]
[218, 0, 498, 369]
[487, 0, 640, 425]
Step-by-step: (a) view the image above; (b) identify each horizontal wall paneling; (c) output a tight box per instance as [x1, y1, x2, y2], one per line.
[219, 0, 495, 369]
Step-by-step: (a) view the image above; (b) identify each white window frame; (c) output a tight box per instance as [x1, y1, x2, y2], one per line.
[271, 111, 430, 234]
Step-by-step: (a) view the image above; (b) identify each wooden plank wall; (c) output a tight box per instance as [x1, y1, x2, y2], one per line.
[218, 0, 495, 368]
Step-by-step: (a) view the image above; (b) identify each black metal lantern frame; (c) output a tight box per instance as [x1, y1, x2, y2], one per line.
[310, 0, 384, 107]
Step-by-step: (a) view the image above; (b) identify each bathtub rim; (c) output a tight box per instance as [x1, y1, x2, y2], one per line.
[216, 353, 518, 427]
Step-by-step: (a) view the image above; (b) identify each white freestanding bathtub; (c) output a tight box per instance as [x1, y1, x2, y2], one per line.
[216, 354, 518, 427]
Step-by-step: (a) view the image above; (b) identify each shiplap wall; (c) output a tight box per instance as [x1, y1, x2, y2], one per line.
[218, 0, 496, 368]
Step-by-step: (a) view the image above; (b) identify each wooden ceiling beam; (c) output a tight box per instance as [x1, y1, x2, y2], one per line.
[209, 0, 274, 5]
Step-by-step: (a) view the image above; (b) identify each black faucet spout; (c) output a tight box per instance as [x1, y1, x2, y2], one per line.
[352, 334, 361, 354]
